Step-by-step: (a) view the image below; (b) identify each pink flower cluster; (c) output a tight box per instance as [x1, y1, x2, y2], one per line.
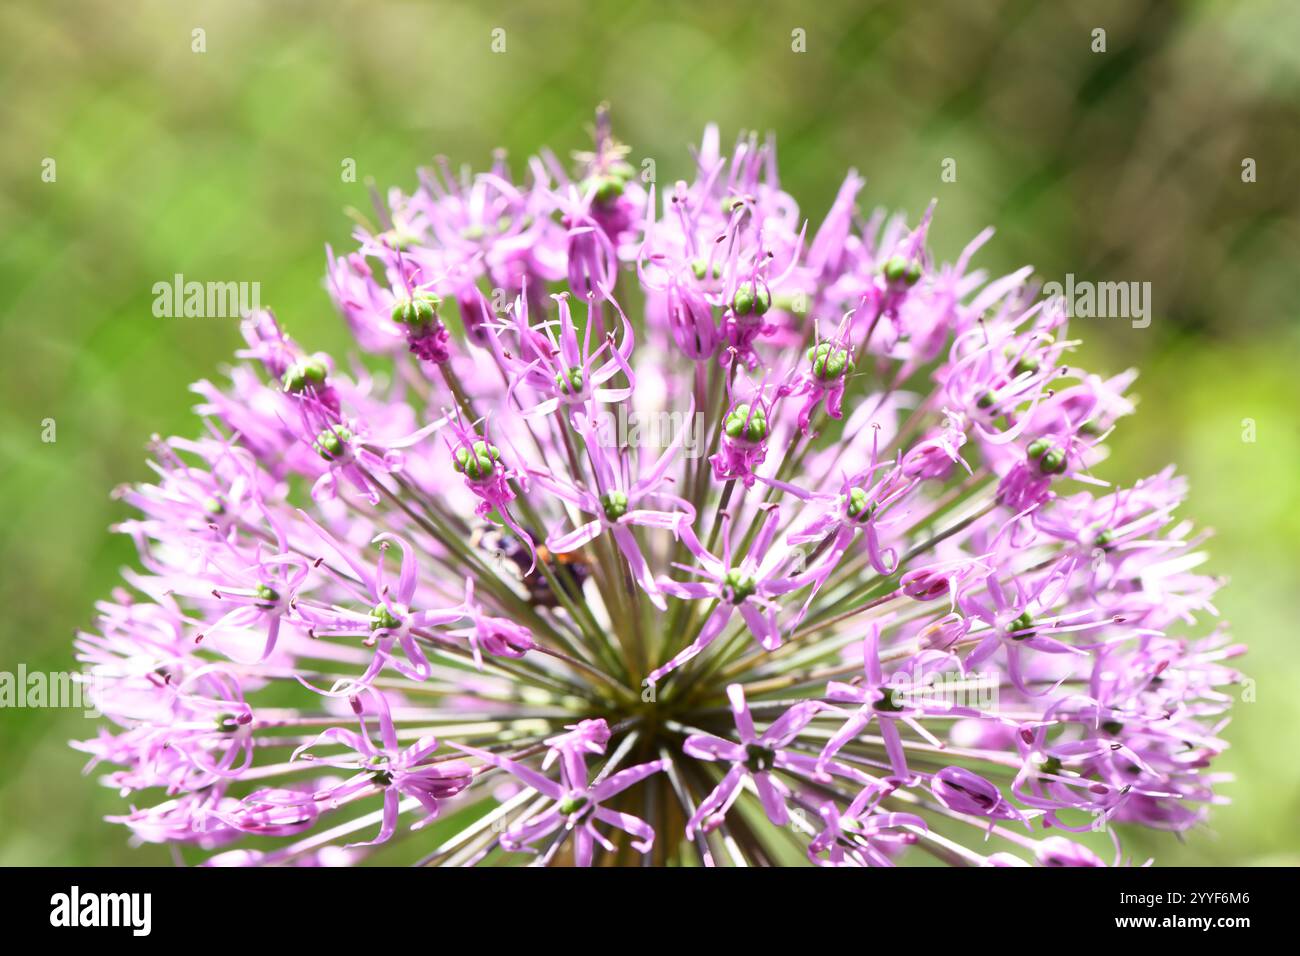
[75, 111, 1242, 867]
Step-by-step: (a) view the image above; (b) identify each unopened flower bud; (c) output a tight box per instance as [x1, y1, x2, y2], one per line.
[731, 282, 771, 317]
[391, 293, 441, 329]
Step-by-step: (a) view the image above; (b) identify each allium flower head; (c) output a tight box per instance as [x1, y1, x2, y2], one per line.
[76, 110, 1243, 867]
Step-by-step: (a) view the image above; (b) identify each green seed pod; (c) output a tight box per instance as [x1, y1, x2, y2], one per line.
[554, 367, 585, 394]
[455, 441, 500, 480]
[1038, 447, 1067, 475]
[873, 686, 904, 713]
[731, 283, 771, 317]
[808, 342, 853, 381]
[282, 356, 328, 393]
[846, 486, 873, 521]
[723, 569, 757, 604]
[215, 713, 241, 734]
[368, 756, 394, 787]
[883, 255, 921, 286]
[369, 602, 401, 632]
[1013, 355, 1039, 376]
[690, 258, 722, 281]
[391, 293, 441, 329]
[601, 490, 629, 522]
[313, 426, 353, 461]
[1009, 611, 1035, 639]
[724, 403, 767, 442]
[559, 794, 590, 815]
[743, 742, 776, 772]
[591, 175, 624, 204]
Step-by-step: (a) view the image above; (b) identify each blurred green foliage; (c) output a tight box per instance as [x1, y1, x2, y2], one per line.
[1, 0, 1297, 865]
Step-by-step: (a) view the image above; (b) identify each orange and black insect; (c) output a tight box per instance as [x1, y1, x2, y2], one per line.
[472, 525, 591, 608]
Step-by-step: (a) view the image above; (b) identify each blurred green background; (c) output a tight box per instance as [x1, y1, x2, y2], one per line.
[1, 0, 1297, 865]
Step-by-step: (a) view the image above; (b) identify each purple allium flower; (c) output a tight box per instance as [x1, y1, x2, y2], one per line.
[75, 112, 1243, 867]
